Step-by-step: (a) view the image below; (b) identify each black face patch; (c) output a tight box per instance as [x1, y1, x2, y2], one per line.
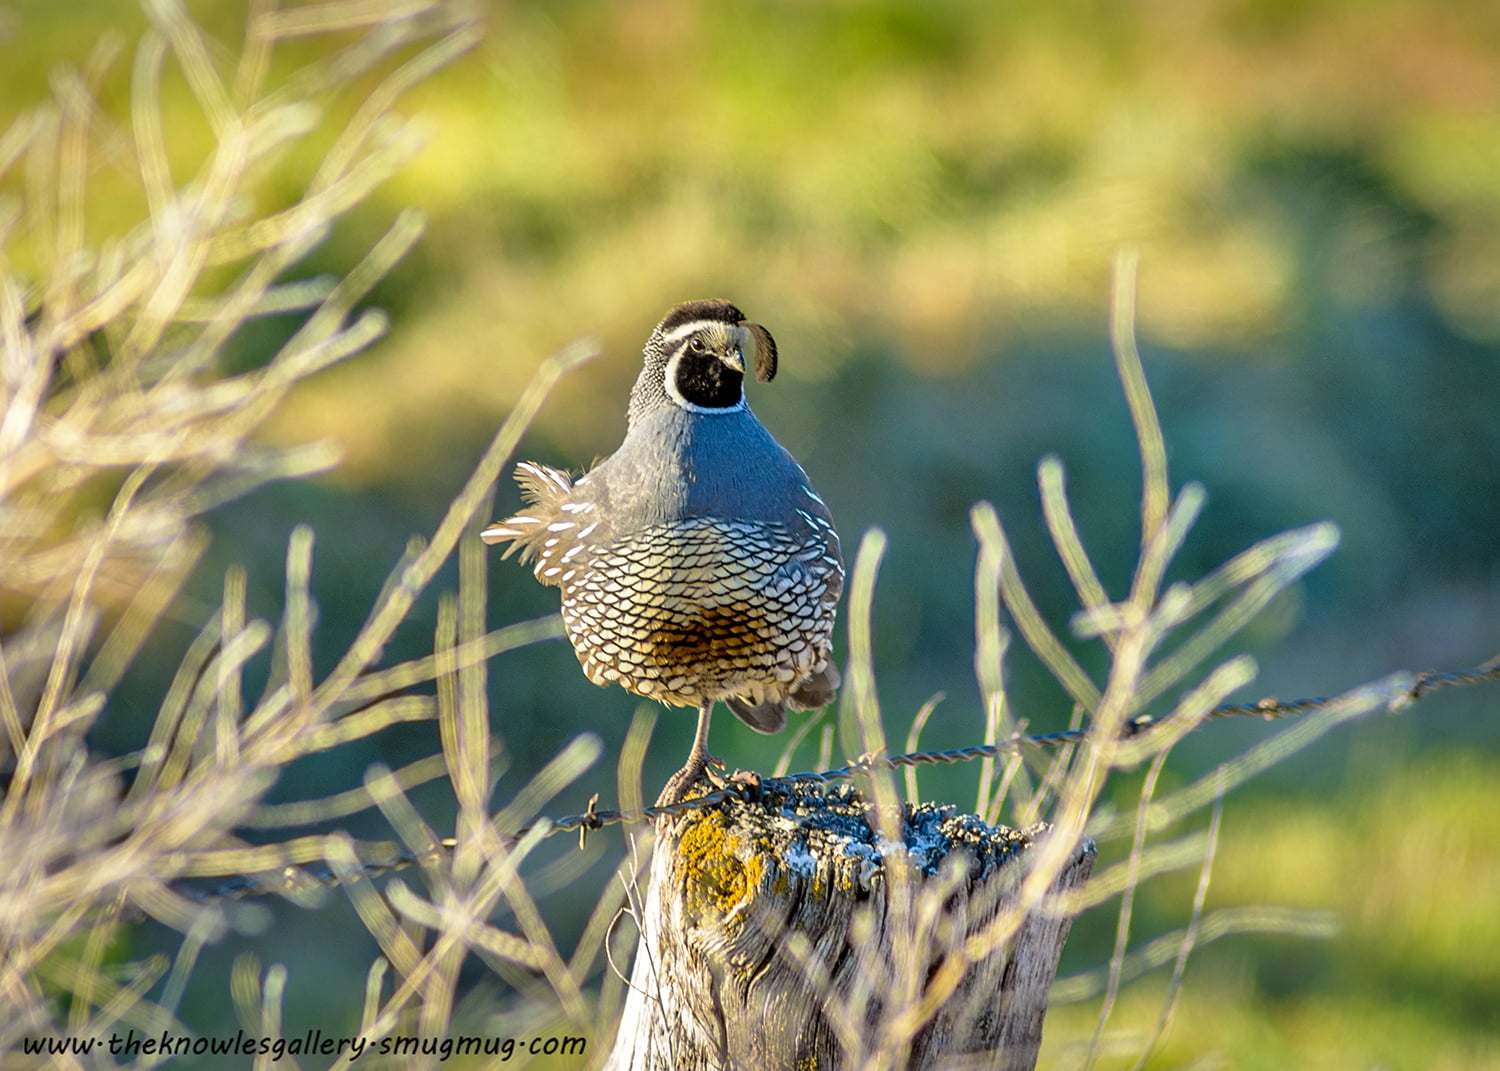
[672, 338, 743, 409]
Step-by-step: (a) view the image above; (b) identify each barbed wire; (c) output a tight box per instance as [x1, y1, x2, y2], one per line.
[176, 654, 1499, 904]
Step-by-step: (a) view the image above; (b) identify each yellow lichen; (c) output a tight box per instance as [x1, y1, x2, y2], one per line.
[677, 812, 765, 924]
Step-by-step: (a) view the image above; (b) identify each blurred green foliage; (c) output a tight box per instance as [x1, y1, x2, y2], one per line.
[7, 0, 1498, 1065]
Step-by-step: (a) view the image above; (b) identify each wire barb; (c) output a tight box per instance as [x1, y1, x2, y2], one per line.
[175, 653, 1500, 904]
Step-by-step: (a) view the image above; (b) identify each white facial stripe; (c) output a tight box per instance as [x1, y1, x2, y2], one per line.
[658, 321, 715, 346]
[658, 320, 748, 349]
[662, 348, 747, 415]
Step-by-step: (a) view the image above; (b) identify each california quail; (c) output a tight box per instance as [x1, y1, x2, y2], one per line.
[482, 300, 844, 804]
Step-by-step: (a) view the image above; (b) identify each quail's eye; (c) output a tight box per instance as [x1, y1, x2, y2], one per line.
[688, 336, 707, 354]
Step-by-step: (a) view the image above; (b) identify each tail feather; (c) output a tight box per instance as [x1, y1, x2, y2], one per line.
[514, 460, 574, 503]
[725, 695, 787, 734]
[480, 462, 575, 564]
[725, 661, 841, 734]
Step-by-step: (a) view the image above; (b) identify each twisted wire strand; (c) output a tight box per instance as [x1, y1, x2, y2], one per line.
[177, 655, 1500, 904]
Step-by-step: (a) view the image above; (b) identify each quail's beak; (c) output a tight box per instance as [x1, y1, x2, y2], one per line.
[721, 347, 746, 374]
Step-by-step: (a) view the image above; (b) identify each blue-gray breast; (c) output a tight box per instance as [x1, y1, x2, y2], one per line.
[482, 300, 843, 801]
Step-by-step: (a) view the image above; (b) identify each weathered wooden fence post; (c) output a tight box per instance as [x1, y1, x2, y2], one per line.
[605, 780, 1095, 1071]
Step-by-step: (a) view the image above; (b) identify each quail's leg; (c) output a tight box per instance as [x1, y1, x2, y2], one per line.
[657, 701, 714, 806]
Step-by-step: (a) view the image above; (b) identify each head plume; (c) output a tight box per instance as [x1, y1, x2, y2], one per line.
[652, 299, 777, 383]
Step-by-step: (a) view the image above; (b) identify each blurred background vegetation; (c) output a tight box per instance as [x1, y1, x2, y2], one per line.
[4, 0, 1497, 1066]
